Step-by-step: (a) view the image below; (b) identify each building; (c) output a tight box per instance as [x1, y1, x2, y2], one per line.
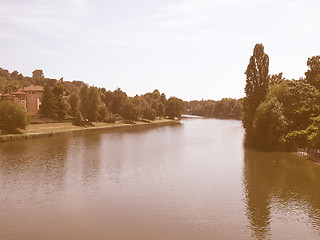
[0, 85, 44, 115]
[12, 91, 27, 109]
[21, 85, 44, 115]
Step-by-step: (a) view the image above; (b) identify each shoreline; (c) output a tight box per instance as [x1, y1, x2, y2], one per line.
[0, 119, 180, 143]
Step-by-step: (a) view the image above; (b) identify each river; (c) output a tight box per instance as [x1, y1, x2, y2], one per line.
[0, 117, 320, 239]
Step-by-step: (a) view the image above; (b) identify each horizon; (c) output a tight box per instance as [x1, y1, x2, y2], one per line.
[1, 0, 319, 101]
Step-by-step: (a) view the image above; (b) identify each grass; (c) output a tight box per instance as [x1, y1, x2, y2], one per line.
[0, 119, 179, 142]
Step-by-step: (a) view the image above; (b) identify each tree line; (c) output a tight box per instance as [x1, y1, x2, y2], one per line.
[184, 98, 242, 118]
[0, 68, 184, 133]
[243, 43, 320, 151]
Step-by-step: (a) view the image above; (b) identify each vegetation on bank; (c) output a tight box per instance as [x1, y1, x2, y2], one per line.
[243, 44, 320, 151]
[0, 68, 184, 133]
[184, 98, 242, 118]
[0, 119, 179, 142]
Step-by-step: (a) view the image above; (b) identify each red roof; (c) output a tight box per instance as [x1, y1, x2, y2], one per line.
[12, 91, 27, 95]
[22, 85, 44, 92]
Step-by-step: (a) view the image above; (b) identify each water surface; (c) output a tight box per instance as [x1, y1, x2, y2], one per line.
[0, 118, 320, 239]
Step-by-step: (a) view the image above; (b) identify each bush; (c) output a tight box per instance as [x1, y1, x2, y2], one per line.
[120, 102, 139, 121]
[143, 107, 156, 120]
[252, 98, 287, 150]
[0, 100, 28, 133]
[104, 115, 116, 123]
[98, 105, 108, 122]
[73, 111, 84, 126]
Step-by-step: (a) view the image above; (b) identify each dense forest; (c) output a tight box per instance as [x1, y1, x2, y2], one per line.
[0, 68, 183, 133]
[243, 44, 320, 151]
[184, 98, 242, 118]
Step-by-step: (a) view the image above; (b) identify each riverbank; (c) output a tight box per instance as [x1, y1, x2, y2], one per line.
[0, 119, 180, 143]
[182, 114, 241, 120]
[296, 147, 320, 163]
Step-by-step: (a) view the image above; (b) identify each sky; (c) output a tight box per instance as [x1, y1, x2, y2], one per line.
[0, 0, 319, 101]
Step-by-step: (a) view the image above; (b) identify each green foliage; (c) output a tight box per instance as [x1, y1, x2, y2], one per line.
[304, 116, 320, 148]
[104, 114, 116, 123]
[69, 93, 80, 117]
[32, 69, 45, 85]
[111, 88, 127, 114]
[157, 102, 165, 117]
[0, 100, 28, 133]
[40, 83, 69, 121]
[73, 111, 84, 126]
[165, 97, 184, 119]
[305, 55, 320, 90]
[185, 98, 242, 118]
[132, 95, 149, 117]
[120, 102, 139, 121]
[252, 98, 287, 150]
[142, 106, 156, 120]
[80, 85, 101, 122]
[283, 81, 320, 132]
[39, 85, 55, 118]
[243, 47, 320, 151]
[98, 105, 108, 122]
[242, 43, 269, 133]
[53, 83, 69, 121]
[0, 66, 175, 128]
[87, 87, 101, 122]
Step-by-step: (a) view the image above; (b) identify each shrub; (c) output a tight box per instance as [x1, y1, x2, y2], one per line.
[104, 115, 116, 123]
[0, 100, 28, 133]
[120, 102, 139, 121]
[73, 111, 84, 126]
[143, 106, 156, 120]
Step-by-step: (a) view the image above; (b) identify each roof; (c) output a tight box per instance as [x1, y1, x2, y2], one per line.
[22, 85, 44, 92]
[12, 91, 27, 95]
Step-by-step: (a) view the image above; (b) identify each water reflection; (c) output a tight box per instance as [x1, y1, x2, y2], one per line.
[243, 149, 320, 239]
[0, 137, 69, 198]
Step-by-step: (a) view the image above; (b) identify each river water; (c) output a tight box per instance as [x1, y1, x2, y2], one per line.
[0, 117, 320, 240]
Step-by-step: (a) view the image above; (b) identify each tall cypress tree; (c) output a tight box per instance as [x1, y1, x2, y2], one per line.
[242, 43, 270, 135]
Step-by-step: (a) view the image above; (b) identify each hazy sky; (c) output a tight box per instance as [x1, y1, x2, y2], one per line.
[1, 0, 319, 100]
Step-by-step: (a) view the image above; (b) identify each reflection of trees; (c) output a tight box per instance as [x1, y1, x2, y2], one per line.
[0, 136, 69, 195]
[243, 149, 320, 239]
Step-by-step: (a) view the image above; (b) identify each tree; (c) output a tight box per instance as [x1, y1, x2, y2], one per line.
[102, 89, 113, 112]
[73, 111, 84, 126]
[120, 102, 139, 121]
[79, 85, 101, 121]
[98, 105, 108, 122]
[165, 97, 184, 119]
[142, 106, 156, 120]
[40, 83, 68, 120]
[242, 43, 270, 134]
[283, 81, 320, 132]
[153, 89, 160, 99]
[87, 87, 101, 122]
[53, 83, 68, 121]
[306, 116, 320, 148]
[157, 102, 165, 117]
[160, 93, 166, 104]
[11, 70, 19, 80]
[305, 55, 320, 90]
[80, 84, 89, 118]
[69, 93, 80, 117]
[39, 85, 55, 118]
[252, 98, 287, 150]
[32, 69, 44, 85]
[111, 88, 127, 114]
[0, 101, 28, 133]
